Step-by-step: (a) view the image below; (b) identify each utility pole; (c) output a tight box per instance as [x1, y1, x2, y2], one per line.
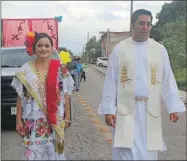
[82, 46, 84, 60]
[86, 32, 89, 62]
[106, 28, 110, 57]
[130, 0, 133, 37]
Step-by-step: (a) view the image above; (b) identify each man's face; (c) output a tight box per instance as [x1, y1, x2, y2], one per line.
[132, 15, 152, 42]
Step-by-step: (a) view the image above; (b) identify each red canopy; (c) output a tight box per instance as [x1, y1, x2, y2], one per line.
[2, 18, 58, 49]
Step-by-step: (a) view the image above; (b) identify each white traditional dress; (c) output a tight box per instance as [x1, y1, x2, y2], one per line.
[11, 61, 74, 160]
[98, 38, 186, 160]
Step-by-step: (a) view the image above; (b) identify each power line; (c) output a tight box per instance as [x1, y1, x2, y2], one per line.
[130, 0, 133, 37]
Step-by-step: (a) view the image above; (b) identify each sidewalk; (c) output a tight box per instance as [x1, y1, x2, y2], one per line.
[89, 64, 187, 104]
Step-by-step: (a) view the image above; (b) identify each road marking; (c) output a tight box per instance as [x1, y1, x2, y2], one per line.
[75, 93, 113, 145]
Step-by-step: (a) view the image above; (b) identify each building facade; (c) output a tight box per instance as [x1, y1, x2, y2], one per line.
[100, 29, 130, 57]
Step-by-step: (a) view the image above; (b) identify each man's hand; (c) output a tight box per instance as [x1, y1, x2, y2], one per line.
[105, 114, 116, 128]
[170, 112, 179, 122]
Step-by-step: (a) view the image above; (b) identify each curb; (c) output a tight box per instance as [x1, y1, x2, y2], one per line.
[88, 64, 106, 75]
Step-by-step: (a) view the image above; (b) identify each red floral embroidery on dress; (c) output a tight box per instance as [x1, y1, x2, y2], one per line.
[23, 119, 34, 139]
[25, 148, 32, 160]
[35, 118, 52, 138]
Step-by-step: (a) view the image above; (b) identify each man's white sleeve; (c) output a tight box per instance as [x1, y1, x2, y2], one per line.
[98, 46, 118, 114]
[161, 47, 186, 114]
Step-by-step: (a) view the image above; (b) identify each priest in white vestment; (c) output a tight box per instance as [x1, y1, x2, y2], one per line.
[98, 9, 186, 160]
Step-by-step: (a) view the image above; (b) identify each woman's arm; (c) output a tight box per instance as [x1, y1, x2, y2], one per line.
[64, 93, 70, 121]
[64, 93, 71, 128]
[16, 96, 24, 136]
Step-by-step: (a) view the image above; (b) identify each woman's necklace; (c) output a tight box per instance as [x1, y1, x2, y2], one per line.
[35, 60, 50, 112]
[35, 60, 50, 82]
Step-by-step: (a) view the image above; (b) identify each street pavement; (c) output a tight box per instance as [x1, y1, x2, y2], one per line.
[1, 65, 186, 160]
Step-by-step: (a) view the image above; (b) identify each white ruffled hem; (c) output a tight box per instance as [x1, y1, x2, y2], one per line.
[11, 77, 23, 98]
[11, 77, 27, 107]
[23, 144, 66, 160]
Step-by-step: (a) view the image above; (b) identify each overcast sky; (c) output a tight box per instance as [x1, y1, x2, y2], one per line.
[2, 1, 171, 55]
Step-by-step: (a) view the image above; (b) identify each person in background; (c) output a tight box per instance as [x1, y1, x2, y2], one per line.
[75, 57, 83, 91]
[80, 60, 87, 82]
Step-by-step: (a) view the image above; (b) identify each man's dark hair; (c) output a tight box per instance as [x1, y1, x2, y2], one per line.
[131, 9, 153, 25]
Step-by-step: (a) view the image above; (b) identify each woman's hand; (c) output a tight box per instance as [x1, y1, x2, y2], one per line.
[64, 93, 71, 128]
[16, 96, 24, 136]
[16, 119, 25, 136]
[64, 118, 70, 128]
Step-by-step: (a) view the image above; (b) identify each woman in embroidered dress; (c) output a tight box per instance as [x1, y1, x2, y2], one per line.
[11, 32, 74, 160]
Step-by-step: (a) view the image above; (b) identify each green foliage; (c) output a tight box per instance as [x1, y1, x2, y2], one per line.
[150, 1, 186, 41]
[156, 1, 186, 26]
[83, 36, 102, 62]
[173, 68, 187, 91]
[59, 47, 68, 52]
[161, 20, 186, 68]
[160, 20, 186, 91]
[150, 1, 187, 91]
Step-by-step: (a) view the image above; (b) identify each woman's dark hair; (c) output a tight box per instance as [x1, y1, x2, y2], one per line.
[33, 32, 53, 51]
[131, 9, 153, 25]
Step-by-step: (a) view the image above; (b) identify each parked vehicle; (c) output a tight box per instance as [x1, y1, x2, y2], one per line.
[96, 57, 108, 67]
[1, 47, 33, 129]
[66, 61, 77, 83]
[90, 59, 97, 64]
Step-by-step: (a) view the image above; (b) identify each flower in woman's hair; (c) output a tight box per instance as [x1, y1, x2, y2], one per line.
[27, 31, 35, 38]
[26, 47, 33, 56]
[34, 31, 40, 37]
[24, 31, 36, 56]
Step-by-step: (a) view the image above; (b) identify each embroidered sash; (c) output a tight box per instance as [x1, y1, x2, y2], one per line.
[15, 64, 44, 113]
[114, 37, 164, 150]
[46, 59, 60, 125]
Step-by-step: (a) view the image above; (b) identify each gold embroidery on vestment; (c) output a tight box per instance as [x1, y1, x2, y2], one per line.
[151, 65, 160, 91]
[121, 65, 132, 88]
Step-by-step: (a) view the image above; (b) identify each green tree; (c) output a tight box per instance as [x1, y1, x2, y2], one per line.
[83, 36, 102, 62]
[150, 1, 186, 41]
[160, 20, 186, 90]
[150, 1, 186, 91]
[59, 47, 68, 52]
